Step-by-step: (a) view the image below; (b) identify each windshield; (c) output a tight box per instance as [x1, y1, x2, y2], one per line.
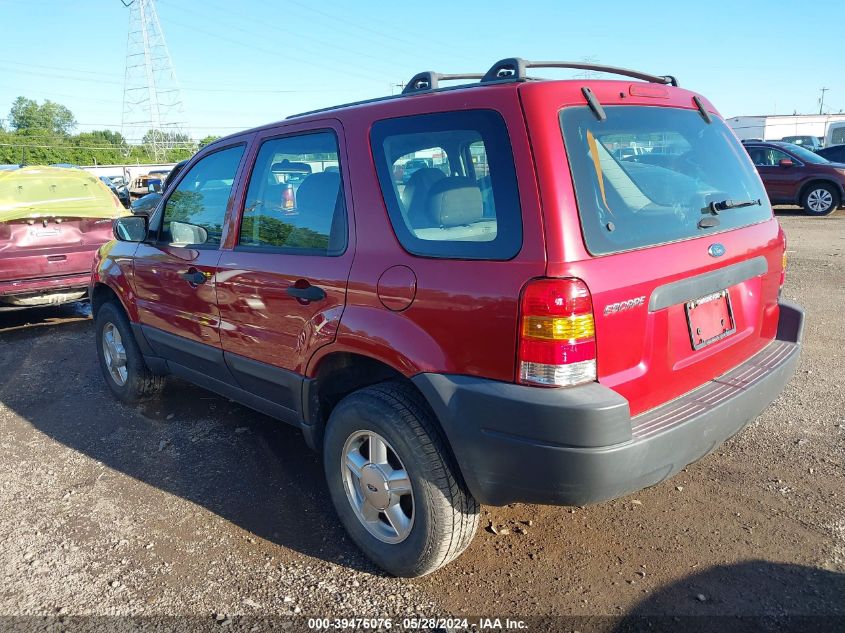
[560, 106, 772, 255]
[786, 144, 829, 164]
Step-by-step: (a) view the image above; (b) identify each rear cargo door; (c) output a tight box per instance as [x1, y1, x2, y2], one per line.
[533, 92, 784, 416]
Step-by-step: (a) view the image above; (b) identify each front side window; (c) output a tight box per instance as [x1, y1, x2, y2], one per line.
[371, 110, 522, 260]
[160, 145, 245, 247]
[749, 147, 794, 166]
[238, 131, 347, 256]
[561, 106, 772, 255]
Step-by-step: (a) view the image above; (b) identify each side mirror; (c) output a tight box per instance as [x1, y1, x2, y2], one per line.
[113, 215, 148, 242]
[779, 158, 794, 168]
[170, 221, 208, 245]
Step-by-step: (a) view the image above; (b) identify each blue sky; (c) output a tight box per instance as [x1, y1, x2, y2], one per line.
[0, 0, 842, 140]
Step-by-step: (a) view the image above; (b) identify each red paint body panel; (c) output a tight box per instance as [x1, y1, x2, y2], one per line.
[318, 86, 547, 381]
[132, 244, 224, 347]
[518, 81, 784, 415]
[92, 77, 787, 420]
[0, 218, 114, 306]
[215, 122, 354, 375]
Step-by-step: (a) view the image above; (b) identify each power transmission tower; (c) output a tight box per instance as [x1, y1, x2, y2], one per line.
[575, 56, 601, 79]
[120, 0, 190, 161]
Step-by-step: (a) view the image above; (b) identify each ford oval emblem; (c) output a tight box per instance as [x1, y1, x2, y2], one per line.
[708, 243, 726, 258]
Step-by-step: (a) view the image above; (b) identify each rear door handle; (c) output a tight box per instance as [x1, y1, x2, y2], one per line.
[179, 268, 208, 285]
[285, 283, 326, 302]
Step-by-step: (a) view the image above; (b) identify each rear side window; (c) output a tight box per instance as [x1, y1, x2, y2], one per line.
[371, 110, 522, 260]
[160, 145, 245, 247]
[238, 131, 347, 256]
[560, 106, 771, 255]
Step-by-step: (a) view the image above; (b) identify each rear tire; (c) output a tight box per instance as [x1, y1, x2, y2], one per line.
[95, 301, 164, 404]
[801, 183, 839, 216]
[323, 381, 479, 577]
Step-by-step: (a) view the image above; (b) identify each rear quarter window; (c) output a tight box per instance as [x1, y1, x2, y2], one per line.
[370, 109, 522, 260]
[561, 106, 772, 255]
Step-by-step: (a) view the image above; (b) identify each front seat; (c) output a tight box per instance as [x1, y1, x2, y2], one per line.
[293, 171, 346, 253]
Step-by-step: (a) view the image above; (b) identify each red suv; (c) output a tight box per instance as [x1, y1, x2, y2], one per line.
[91, 58, 803, 577]
[743, 140, 845, 215]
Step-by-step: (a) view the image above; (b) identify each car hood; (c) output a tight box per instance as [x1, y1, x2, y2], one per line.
[0, 166, 128, 222]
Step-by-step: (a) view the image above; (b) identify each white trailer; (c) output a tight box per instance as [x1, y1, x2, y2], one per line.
[726, 114, 845, 144]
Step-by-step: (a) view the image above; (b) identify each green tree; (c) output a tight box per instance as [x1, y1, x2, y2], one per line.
[198, 135, 221, 148]
[0, 97, 205, 166]
[8, 97, 76, 135]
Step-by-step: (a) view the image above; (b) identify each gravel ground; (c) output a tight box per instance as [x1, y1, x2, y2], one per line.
[0, 209, 842, 631]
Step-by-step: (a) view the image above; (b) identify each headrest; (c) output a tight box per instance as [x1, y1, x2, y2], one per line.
[295, 171, 340, 214]
[427, 177, 483, 227]
[401, 167, 446, 208]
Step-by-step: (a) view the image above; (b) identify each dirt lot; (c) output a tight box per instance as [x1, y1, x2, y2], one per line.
[0, 210, 843, 630]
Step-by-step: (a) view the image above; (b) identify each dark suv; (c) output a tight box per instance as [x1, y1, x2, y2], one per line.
[743, 141, 845, 215]
[91, 58, 803, 577]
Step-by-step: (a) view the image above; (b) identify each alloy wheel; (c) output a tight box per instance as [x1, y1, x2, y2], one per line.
[341, 430, 414, 544]
[102, 322, 128, 386]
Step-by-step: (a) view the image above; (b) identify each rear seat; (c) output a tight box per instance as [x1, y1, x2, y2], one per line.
[412, 176, 496, 242]
[403, 168, 446, 228]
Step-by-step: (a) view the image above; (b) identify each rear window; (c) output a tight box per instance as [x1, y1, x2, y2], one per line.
[371, 110, 522, 260]
[560, 106, 771, 255]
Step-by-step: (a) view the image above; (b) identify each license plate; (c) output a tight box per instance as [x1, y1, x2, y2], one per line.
[685, 289, 735, 350]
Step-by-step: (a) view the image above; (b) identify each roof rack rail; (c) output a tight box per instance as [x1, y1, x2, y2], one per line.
[481, 57, 679, 87]
[402, 72, 485, 94]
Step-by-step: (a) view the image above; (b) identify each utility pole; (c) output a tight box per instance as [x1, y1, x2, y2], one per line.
[819, 87, 829, 115]
[120, 0, 189, 161]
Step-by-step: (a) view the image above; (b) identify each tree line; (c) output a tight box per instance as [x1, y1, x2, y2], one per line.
[0, 97, 220, 166]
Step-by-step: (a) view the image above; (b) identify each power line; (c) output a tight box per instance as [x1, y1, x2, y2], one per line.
[157, 0, 406, 76]
[0, 141, 195, 150]
[159, 15, 386, 85]
[0, 59, 344, 92]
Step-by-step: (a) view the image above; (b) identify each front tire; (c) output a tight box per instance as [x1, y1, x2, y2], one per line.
[95, 301, 164, 404]
[323, 381, 479, 577]
[802, 183, 839, 216]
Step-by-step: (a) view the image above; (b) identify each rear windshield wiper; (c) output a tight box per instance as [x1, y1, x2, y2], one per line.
[709, 198, 761, 214]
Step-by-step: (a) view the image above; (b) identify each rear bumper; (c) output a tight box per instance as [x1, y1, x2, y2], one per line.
[0, 273, 90, 310]
[413, 301, 804, 506]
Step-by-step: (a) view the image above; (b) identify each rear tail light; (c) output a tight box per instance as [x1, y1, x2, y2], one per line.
[282, 184, 295, 210]
[518, 278, 597, 387]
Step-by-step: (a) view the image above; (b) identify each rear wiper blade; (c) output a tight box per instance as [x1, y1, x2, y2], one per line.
[709, 198, 761, 214]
